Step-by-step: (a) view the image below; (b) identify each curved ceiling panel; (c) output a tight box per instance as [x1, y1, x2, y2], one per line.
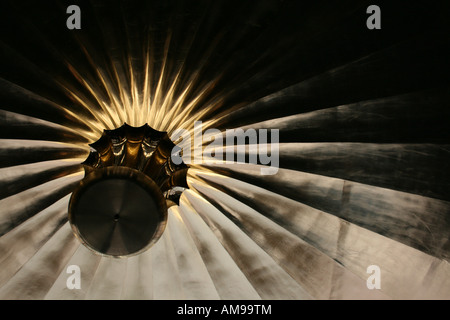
[0, 0, 449, 299]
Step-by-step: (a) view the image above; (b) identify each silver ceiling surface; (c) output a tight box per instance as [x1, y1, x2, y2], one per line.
[0, 0, 450, 299]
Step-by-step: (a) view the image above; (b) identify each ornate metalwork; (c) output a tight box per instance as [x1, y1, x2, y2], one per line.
[68, 123, 189, 257]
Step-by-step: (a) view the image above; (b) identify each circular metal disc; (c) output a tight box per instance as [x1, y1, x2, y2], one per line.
[68, 166, 167, 257]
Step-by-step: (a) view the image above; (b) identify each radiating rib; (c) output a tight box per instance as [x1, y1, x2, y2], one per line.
[0, 40, 66, 100]
[238, 86, 450, 144]
[0, 110, 89, 145]
[120, 249, 154, 300]
[0, 41, 113, 137]
[273, 143, 450, 201]
[84, 257, 128, 300]
[62, 62, 123, 132]
[178, 199, 261, 300]
[0, 195, 70, 288]
[149, 223, 184, 299]
[0, 159, 83, 200]
[192, 165, 450, 261]
[88, 1, 140, 127]
[199, 141, 450, 201]
[175, 2, 370, 126]
[0, 172, 83, 236]
[0, 222, 79, 300]
[166, 206, 220, 299]
[0, 78, 99, 137]
[183, 189, 313, 300]
[0, 140, 88, 168]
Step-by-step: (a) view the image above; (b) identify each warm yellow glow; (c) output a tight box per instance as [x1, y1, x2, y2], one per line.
[58, 29, 235, 154]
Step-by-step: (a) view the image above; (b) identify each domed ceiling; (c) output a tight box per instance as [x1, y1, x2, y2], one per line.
[0, 0, 449, 300]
